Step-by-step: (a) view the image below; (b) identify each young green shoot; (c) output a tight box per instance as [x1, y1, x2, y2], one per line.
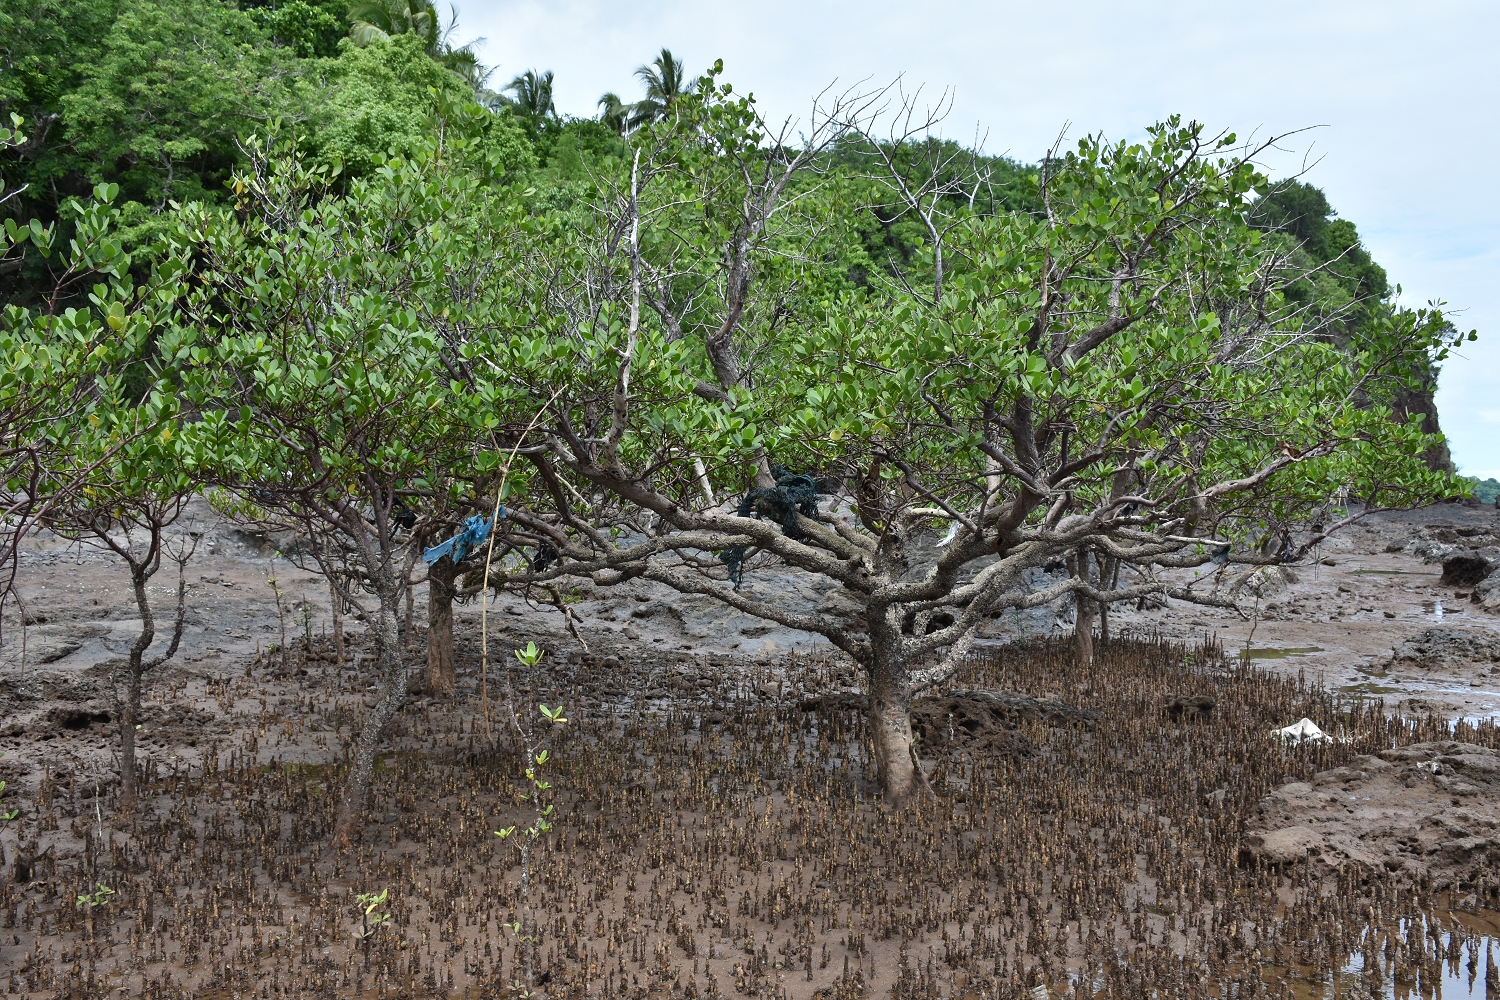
[495, 643, 568, 904]
[353, 888, 390, 947]
[73, 880, 115, 943]
[76, 883, 115, 909]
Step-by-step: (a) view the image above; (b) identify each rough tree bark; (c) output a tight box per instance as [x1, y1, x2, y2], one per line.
[334, 588, 404, 845]
[1067, 552, 1096, 666]
[868, 649, 924, 805]
[328, 573, 344, 666]
[1073, 594, 1095, 667]
[116, 572, 155, 815]
[425, 555, 458, 695]
[112, 536, 189, 815]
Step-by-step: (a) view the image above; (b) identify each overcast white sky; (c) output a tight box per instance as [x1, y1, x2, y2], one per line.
[457, 0, 1500, 476]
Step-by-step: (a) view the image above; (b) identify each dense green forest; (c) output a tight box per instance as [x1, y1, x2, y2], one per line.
[1465, 476, 1500, 504]
[0, 0, 1458, 356]
[0, 0, 1475, 810]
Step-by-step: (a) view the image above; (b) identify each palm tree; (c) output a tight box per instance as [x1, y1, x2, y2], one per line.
[350, 2, 495, 101]
[506, 69, 556, 120]
[438, 44, 489, 94]
[348, 0, 439, 52]
[597, 92, 631, 136]
[631, 48, 688, 127]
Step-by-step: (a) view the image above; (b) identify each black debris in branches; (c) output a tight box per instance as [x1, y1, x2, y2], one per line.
[722, 465, 821, 589]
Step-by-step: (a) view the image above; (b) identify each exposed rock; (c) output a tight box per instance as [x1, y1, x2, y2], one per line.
[814, 588, 867, 619]
[1419, 524, 1498, 544]
[1386, 627, 1500, 669]
[1392, 380, 1453, 472]
[1226, 565, 1297, 600]
[1243, 742, 1500, 889]
[1440, 551, 1496, 586]
[0, 622, 114, 667]
[1473, 569, 1500, 612]
[1412, 540, 1469, 564]
[1243, 825, 1324, 865]
[910, 689, 1097, 757]
[1164, 694, 1215, 723]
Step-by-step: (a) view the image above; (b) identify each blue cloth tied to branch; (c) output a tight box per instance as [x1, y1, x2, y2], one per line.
[423, 510, 504, 566]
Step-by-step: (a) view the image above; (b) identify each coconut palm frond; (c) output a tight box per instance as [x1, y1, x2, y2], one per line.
[632, 48, 688, 127]
[506, 69, 556, 120]
[597, 92, 631, 135]
[348, 20, 392, 46]
[348, 0, 439, 53]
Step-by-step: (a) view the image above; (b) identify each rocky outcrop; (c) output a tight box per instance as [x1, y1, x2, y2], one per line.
[1442, 551, 1498, 586]
[1385, 524, 1500, 559]
[1394, 380, 1454, 473]
[1383, 627, 1500, 669]
[1243, 742, 1500, 889]
[1475, 570, 1500, 612]
[1382, 525, 1500, 611]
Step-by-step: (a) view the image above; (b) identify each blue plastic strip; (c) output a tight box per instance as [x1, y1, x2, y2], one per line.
[423, 508, 506, 566]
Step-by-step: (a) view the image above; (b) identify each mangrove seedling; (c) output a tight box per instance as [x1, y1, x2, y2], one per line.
[496, 643, 567, 902]
[353, 888, 390, 947]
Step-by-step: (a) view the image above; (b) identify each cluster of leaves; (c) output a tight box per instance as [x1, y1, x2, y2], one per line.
[1464, 477, 1500, 504]
[1246, 178, 1463, 470]
[352, 887, 390, 945]
[0, 0, 533, 302]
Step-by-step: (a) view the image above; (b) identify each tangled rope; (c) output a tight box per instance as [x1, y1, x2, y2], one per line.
[722, 465, 820, 589]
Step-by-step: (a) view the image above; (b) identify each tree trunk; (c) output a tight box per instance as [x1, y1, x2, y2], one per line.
[335, 592, 405, 846]
[117, 693, 138, 813]
[329, 573, 345, 666]
[868, 648, 926, 806]
[426, 556, 457, 696]
[1074, 592, 1094, 666]
[117, 572, 155, 815]
[1097, 556, 1119, 646]
[1070, 551, 1096, 666]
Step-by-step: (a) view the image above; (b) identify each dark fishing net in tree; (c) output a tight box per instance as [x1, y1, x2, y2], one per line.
[721, 465, 821, 589]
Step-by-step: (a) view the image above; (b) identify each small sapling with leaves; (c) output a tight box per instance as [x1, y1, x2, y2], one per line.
[495, 676, 566, 898]
[353, 888, 390, 948]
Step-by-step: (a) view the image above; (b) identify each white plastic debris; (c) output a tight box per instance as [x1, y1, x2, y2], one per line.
[1272, 718, 1338, 744]
[936, 523, 960, 548]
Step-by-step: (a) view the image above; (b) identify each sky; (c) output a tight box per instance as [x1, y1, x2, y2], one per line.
[456, 0, 1500, 476]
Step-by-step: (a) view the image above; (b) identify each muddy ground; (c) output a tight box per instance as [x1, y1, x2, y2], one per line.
[1, 500, 1499, 998]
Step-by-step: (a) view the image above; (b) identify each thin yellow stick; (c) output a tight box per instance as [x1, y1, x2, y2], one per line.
[479, 388, 563, 737]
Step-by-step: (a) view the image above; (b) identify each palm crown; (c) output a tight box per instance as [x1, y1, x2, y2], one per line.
[595, 48, 691, 135]
[506, 69, 556, 119]
[631, 48, 687, 126]
[347, 0, 439, 51]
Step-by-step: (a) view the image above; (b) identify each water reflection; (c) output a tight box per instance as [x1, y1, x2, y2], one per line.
[1268, 912, 1498, 999]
